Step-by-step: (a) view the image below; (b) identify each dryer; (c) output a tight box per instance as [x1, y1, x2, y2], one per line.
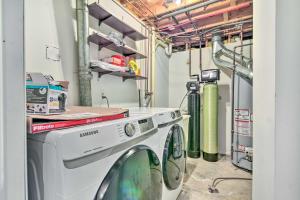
[129, 108, 186, 200]
[27, 114, 162, 200]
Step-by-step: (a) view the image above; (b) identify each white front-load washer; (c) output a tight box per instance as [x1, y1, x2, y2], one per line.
[129, 108, 186, 200]
[27, 114, 162, 200]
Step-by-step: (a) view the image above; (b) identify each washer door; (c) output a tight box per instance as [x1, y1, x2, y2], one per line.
[94, 145, 162, 200]
[163, 125, 186, 190]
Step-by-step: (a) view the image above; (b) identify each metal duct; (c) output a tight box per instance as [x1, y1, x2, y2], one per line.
[77, 0, 92, 106]
[156, 39, 172, 56]
[212, 33, 253, 80]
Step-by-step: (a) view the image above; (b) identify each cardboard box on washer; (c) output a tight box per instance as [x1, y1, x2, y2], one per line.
[26, 73, 69, 114]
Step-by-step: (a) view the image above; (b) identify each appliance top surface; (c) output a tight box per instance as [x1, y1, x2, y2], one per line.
[129, 107, 182, 125]
[28, 113, 155, 141]
[27, 113, 158, 162]
[129, 107, 178, 113]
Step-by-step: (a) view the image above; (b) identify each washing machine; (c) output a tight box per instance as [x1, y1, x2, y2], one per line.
[130, 108, 186, 200]
[27, 114, 163, 200]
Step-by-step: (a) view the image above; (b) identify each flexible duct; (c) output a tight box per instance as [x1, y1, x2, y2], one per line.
[77, 0, 92, 106]
[212, 34, 253, 80]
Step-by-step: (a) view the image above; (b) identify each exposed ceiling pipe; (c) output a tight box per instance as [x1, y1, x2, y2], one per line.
[212, 33, 252, 79]
[173, 23, 253, 42]
[159, 2, 252, 31]
[156, 39, 173, 56]
[76, 0, 92, 106]
[172, 28, 253, 46]
[156, 0, 223, 21]
[169, 15, 252, 37]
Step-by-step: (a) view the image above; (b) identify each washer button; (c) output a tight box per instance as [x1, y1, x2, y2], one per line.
[171, 112, 176, 119]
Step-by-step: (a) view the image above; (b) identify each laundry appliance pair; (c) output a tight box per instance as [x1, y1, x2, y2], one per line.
[129, 107, 186, 200]
[27, 108, 186, 200]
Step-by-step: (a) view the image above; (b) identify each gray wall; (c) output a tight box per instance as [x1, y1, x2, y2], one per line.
[0, 0, 27, 199]
[169, 41, 252, 155]
[253, 0, 300, 199]
[25, 0, 149, 107]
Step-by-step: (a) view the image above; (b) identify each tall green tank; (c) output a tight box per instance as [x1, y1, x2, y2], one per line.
[187, 91, 201, 158]
[203, 83, 219, 162]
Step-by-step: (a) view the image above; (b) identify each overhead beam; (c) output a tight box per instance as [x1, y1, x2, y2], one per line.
[156, 0, 223, 21]
[172, 27, 253, 46]
[158, 2, 252, 31]
[172, 16, 185, 32]
[155, 0, 232, 27]
[169, 15, 253, 37]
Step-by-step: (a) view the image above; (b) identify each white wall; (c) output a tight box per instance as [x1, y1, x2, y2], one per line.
[25, 0, 149, 107]
[253, 0, 300, 200]
[169, 40, 252, 155]
[1, 0, 27, 199]
[154, 46, 170, 107]
[275, 1, 300, 198]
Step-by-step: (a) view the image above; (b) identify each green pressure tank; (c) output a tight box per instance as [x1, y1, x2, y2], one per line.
[187, 90, 201, 158]
[203, 83, 219, 162]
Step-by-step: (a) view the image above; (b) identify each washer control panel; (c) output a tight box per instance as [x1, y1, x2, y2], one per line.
[124, 123, 136, 137]
[138, 118, 154, 133]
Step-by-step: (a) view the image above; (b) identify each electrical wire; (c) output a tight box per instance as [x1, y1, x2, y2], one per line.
[179, 91, 190, 109]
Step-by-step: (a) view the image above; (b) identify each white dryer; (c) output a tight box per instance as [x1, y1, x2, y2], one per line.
[27, 114, 162, 200]
[129, 108, 186, 200]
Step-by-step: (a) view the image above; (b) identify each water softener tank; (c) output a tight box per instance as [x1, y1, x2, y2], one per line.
[203, 83, 219, 162]
[186, 82, 201, 158]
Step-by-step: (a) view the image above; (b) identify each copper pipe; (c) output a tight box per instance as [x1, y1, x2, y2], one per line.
[159, 2, 252, 31]
[156, 0, 222, 21]
[151, 0, 231, 19]
[169, 15, 252, 37]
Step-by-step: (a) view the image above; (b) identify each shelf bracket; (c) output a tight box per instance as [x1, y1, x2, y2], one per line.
[98, 42, 113, 51]
[124, 53, 136, 57]
[98, 15, 112, 26]
[123, 31, 135, 39]
[97, 71, 112, 79]
[122, 77, 130, 82]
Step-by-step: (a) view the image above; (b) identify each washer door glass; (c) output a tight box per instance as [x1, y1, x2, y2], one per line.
[95, 146, 162, 200]
[163, 125, 186, 190]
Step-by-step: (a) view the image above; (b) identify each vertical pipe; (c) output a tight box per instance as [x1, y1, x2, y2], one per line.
[138, 89, 142, 107]
[231, 47, 236, 162]
[189, 43, 192, 77]
[199, 33, 203, 73]
[145, 30, 149, 92]
[77, 0, 92, 106]
[149, 30, 153, 94]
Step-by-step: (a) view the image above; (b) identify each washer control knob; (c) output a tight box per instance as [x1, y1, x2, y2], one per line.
[124, 123, 136, 137]
[171, 112, 176, 119]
